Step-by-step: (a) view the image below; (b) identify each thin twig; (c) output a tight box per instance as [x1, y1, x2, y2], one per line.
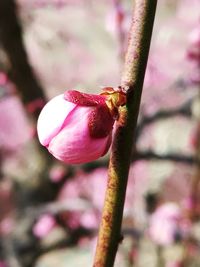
[133, 150, 199, 165]
[136, 98, 193, 139]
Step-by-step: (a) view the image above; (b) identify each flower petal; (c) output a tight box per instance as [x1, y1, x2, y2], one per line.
[37, 94, 76, 146]
[48, 106, 111, 164]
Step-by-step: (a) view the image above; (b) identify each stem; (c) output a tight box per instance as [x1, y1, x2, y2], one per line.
[93, 1, 157, 267]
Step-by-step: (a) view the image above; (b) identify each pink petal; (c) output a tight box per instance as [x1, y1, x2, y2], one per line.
[37, 94, 76, 146]
[48, 106, 111, 164]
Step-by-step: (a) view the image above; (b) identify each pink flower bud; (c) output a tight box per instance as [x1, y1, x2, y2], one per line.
[37, 90, 115, 164]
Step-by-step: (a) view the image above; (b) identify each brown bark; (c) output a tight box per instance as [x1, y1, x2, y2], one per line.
[0, 0, 47, 120]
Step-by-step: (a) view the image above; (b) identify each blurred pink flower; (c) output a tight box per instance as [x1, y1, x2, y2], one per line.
[105, 4, 125, 36]
[57, 168, 108, 229]
[187, 26, 200, 62]
[80, 211, 99, 229]
[0, 261, 6, 267]
[58, 169, 106, 202]
[148, 202, 182, 246]
[58, 164, 150, 229]
[49, 164, 66, 182]
[189, 124, 200, 150]
[33, 214, 56, 238]
[0, 72, 8, 85]
[75, 168, 107, 210]
[186, 25, 200, 84]
[58, 176, 83, 200]
[124, 162, 149, 222]
[0, 96, 31, 152]
[60, 211, 81, 229]
[0, 217, 14, 235]
[182, 196, 194, 210]
[26, 98, 45, 114]
[166, 262, 182, 267]
[37, 91, 114, 164]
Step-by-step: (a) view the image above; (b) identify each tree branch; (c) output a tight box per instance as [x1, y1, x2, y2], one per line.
[0, 0, 47, 120]
[136, 98, 193, 139]
[133, 150, 199, 165]
[93, 1, 157, 266]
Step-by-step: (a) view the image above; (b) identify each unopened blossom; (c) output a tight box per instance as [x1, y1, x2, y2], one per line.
[37, 89, 125, 164]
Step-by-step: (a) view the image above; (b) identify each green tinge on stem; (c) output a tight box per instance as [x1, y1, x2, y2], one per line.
[93, 1, 157, 267]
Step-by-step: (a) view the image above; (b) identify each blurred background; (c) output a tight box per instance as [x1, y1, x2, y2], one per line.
[0, 0, 200, 266]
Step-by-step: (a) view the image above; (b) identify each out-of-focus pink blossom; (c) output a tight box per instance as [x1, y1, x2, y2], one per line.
[57, 168, 107, 229]
[33, 214, 56, 238]
[58, 164, 150, 229]
[182, 196, 194, 210]
[187, 26, 200, 62]
[166, 262, 182, 267]
[105, 4, 125, 36]
[26, 98, 45, 114]
[0, 96, 31, 152]
[186, 25, 200, 84]
[148, 202, 182, 246]
[49, 164, 66, 182]
[124, 162, 149, 223]
[58, 168, 107, 208]
[80, 211, 99, 229]
[37, 90, 115, 164]
[17, 0, 73, 9]
[0, 217, 14, 235]
[189, 27, 200, 46]
[188, 123, 200, 151]
[0, 261, 7, 267]
[0, 72, 8, 85]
